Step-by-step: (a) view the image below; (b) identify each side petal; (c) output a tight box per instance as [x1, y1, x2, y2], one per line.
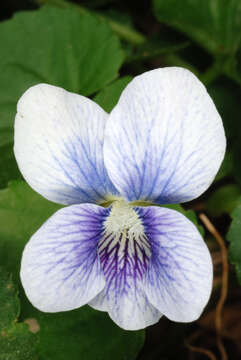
[104, 67, 226, 204]
[20, 203, 107, 312]
[14, 84, 118, 205]
[136, 206, 213, 322]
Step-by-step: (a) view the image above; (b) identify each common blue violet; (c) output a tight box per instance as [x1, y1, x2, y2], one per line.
[14, 67, 226, 330]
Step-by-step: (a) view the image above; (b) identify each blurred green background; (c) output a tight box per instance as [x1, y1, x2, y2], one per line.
[0, 0, 241, 359]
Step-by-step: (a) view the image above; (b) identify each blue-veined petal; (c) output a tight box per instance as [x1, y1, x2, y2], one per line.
[136, 205, 213, 322]
[89, 281, 161, 330]
[20, 203, 108, 312]
[104, 67, 226, 204]
[14, 84, 119, 205]
[89, 201, 162, 330]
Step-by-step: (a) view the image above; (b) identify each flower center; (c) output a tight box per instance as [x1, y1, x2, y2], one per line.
[104, 200, 145, 240]
[98, 201, 151, 282]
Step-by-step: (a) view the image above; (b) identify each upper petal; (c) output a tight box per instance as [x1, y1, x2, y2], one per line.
[104, 67, 226, 204]
[20, 203, 107, 312]
[14, 84, 118, 205]
[136, 205, 213, 322]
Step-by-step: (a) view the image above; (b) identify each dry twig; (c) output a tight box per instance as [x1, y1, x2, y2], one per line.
[199, 213, 229, 360]
[185, 330, 217, 360]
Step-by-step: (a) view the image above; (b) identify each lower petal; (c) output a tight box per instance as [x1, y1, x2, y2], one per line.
[136, 206, 213, 322]
[20, 203, 108, 312]
[89, 284, 161, 330]
[89, 201, 162, 330]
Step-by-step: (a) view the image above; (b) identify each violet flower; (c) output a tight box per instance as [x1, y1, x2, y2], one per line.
[14, 67, 226, 330]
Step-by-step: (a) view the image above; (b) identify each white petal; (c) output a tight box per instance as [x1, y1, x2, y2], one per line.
[20, 204, 107, 312]
[104, 67, 226, 204]
[89, 285, 161, 330]
[88, 292, 108, 312]
[14, 84, 118, 205]
[136, 206, 213, 322]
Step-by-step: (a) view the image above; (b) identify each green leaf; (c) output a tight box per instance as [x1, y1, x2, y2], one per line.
[0, 181, 61, 278]
[206, 185, 241, 217]
[0, 5, 124, 187]
[153, 0, 241, 56]
[227, 201, 241, 284]
[0, 181, 144, 359]
[0, 323, 37, 360]
[94, 76, 132, 112]
[0, 268, 38, 360]
[38, 0, 146, 45]
[0, 145, 21, 189]
[21, 304, 144, 360]
[0, 268, 19, 330]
